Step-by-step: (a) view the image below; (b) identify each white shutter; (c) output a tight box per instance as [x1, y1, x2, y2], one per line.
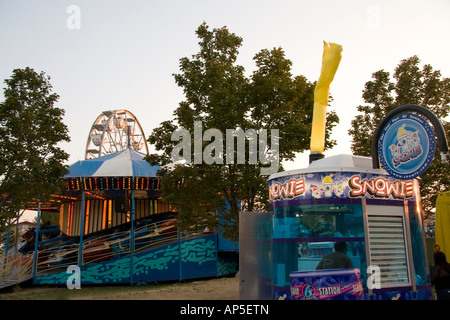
[366, 207, 411, 288]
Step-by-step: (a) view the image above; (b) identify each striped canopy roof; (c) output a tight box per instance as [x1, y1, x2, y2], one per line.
[64, 148, 160, 178]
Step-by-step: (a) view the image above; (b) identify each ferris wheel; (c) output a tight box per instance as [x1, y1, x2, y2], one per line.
[85, 109, 149, 159]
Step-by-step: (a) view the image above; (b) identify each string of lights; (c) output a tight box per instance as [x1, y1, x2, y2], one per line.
[64, 177, 160, 191]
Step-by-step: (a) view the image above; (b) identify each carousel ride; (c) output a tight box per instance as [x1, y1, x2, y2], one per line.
[0, 109, 238, 289]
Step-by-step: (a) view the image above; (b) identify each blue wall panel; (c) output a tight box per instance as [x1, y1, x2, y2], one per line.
[34, 234, 237, 286]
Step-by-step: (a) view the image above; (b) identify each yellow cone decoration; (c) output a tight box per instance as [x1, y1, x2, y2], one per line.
[435, 191, 450, 256]
[310, 41, 343, 154]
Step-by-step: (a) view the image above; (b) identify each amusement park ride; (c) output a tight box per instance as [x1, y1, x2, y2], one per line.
[1, 42, 449, 300]
[85, 109, 149, 160]
[0, 109, 238, 290]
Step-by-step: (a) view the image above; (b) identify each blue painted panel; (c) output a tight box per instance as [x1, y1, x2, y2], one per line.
[34, 234, 236, 286]
[180, 235, 217, 279]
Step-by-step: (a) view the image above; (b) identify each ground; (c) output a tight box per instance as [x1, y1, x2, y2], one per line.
[0, 276, 240, 300]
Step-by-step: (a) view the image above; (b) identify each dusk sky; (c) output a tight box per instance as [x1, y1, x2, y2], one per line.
[1, 0, 449, 171]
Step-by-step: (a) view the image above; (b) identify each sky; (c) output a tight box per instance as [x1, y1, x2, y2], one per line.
[1, 0, 450, 173]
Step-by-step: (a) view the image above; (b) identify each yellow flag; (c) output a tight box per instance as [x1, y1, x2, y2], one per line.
[310, 41, 343, 154]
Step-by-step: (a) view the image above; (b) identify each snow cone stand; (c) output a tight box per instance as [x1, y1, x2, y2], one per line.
[239, 42, 450, 300]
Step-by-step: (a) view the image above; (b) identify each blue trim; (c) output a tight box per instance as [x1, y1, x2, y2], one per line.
[270, 197, 412, 209]
[270, 197, 363, 208]
[365, 198, 406, 206]
[5, 219, 10, 256]
[178, 230, 182, 281]
[272, 237, 365, 243]
[32, 200, 41, 285]
[215, 233, 219, 277]
[130, 190, 135, 286]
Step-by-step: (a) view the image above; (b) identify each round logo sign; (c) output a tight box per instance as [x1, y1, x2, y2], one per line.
[378, 113, 435, 179]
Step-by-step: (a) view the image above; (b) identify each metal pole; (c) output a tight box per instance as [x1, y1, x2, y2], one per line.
[3, 218, 10, 274]
[4, 198, 13, 256]
[32, 199, 41, 285]
[215, 233, 219, 277]
[130, 190, 135, 286]
[5, 218, 10, 256]
[178, 228, 182, 281]
[78, 191, 86, 269]
[14, 214, 19, 252]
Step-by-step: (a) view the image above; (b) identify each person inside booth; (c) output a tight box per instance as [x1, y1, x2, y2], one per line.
[316, 241, 353, 270]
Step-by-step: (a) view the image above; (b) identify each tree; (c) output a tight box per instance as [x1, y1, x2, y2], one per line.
[0, 67, 70, 230]
[147, 23, 339, 241]
[349, 56, 450, 217]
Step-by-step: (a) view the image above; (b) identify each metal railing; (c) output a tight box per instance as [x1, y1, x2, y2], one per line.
[2, 217, 214, 284]
[0, 253, 34, 287]
[35, 218, 185, 275]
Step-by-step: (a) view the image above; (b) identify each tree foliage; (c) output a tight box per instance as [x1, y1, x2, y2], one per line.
[147, 23, 339, 240]
[349, 56, 450, 217]
[0, 67, 70, 229]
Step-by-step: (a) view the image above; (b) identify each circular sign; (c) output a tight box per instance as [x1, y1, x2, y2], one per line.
[378, 113, 435, 180]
